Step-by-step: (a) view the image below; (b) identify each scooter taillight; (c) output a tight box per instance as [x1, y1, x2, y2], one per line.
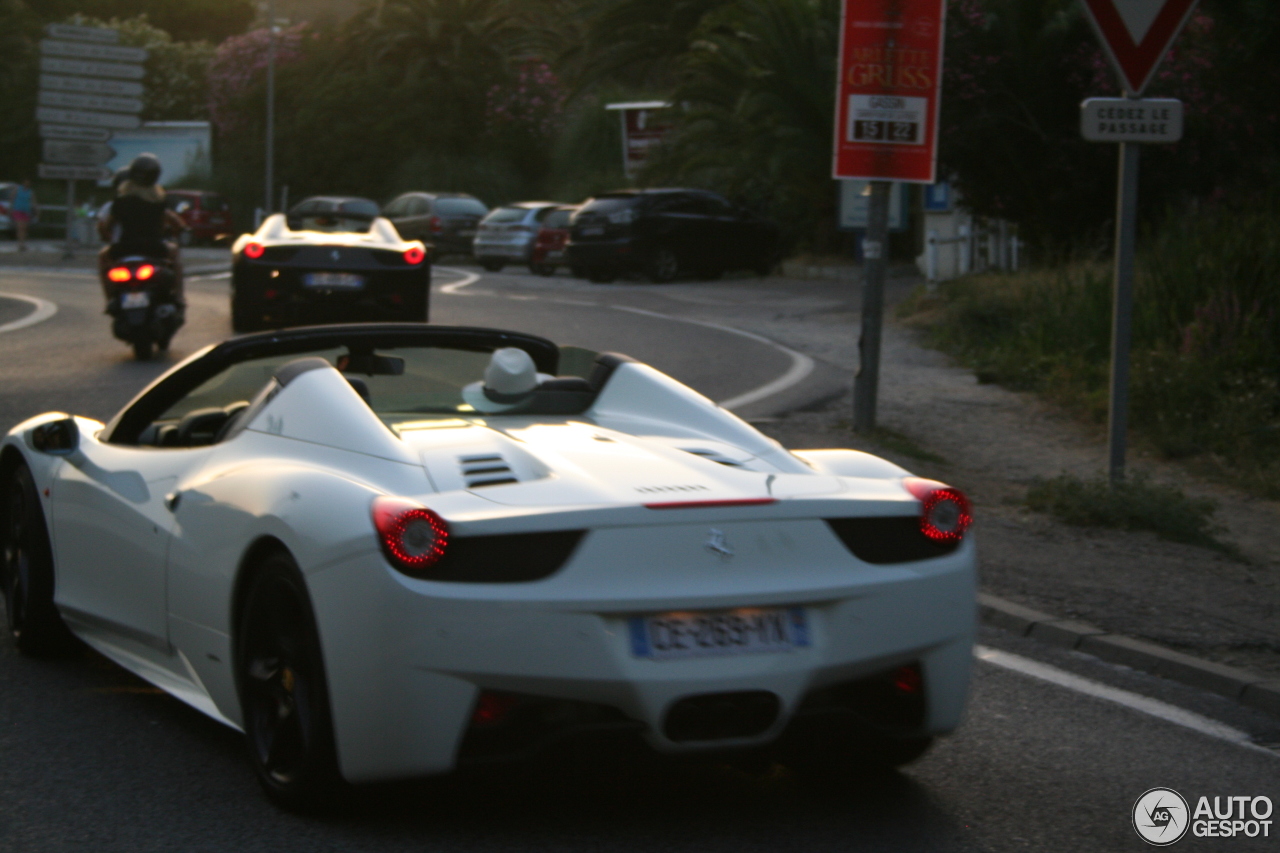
[135, 264, 155, 281]
[107, 267, 132, 283]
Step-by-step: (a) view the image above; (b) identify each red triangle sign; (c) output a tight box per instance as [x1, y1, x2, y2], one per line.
[1081, 0, 1199, 95]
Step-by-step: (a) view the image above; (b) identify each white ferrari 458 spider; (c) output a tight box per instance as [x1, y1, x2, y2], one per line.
[1, 323, 975, 808]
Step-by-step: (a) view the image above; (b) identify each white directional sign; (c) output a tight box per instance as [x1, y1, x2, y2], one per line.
[40, 73, 143, 98]
[38, 164, 112, 181]
[43, 140, 116, 166]
[46, 23, 120, 44]
[40, 56, 145, 81]
[40, 39, 148, 64]
[38, 89, 143, 114]
[39, 124, 114, 142]
[36, 106, 141, 130]
[1081, 97, 1183, 143]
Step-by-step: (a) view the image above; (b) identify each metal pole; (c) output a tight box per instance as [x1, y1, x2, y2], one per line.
[1108, 139, 1141, 484]
[853, 179, 890, 433]
[264, 0, 276, 214]
[63, 179, 75, 258]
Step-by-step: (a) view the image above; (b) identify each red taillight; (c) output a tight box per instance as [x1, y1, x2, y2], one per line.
[243, 241, 265, 259]
[892, 664, 923, 694]
[403, 246, 425, 265]
[107, 266, 132, 283]
[135, 264, 155, 281]
[372, 497, 449, 573]
[428, 216, 443, 234]
[903, 478, 972, 543]
[470, 691, 521, 727]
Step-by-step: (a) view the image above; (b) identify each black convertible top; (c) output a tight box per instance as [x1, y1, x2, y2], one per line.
[102, 324, 562, 445]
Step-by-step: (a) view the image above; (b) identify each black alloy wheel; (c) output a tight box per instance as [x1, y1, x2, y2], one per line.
[1, 463, 71, 655]
[236, 553, 345, 810]
[647, 247, 680, 283]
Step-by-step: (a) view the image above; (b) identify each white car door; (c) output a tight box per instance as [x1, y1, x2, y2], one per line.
[52, 435, 219, 648]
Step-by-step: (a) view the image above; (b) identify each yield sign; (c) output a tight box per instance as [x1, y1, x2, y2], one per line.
[1080, 0, 1199, 95]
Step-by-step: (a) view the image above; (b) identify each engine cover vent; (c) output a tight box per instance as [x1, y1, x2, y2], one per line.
[681, 447, 745, 467]
[460, 453, 519, 488]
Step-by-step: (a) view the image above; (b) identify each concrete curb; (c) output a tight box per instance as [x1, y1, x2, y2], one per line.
[977, 592, 1280, 718]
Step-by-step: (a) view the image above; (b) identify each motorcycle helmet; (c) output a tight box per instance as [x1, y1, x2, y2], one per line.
[111, 167, 129, 191]
[127, 153, 162, 187]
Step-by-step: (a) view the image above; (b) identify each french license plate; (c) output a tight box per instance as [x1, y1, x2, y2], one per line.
[121, 291, 149, 309]
[581, 226, 604, 236]
[304, 272, 364, 289]
[629, 607, 809, 661]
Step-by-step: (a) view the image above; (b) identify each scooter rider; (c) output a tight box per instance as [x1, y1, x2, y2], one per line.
[97, 153, 187, 308]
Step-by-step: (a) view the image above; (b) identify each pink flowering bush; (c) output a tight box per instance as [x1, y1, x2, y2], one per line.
[208, 25, 308, 135]
[485, 61, 567, 139]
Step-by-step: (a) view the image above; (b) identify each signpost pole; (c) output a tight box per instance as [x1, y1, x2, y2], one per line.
[64, 179, 75, 257]
[265, 0, 276, 214]
[854, 180, 891, 432]
[1107, 137, 1140, 484]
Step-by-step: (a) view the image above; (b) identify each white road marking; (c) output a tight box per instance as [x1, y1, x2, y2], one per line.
[437, 266, 481, 294]
[433, 267, 816, 412]
[610, 305, 815, 411]
[188, 271, 231, 281]
[975, 644, 1278, 759]
[0, 293, 58, 334]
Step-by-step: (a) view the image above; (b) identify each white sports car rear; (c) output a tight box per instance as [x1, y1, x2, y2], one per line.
[1, 323, 975, 809]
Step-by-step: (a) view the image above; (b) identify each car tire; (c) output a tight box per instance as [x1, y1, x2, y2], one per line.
[587, 268, 617, 284]
[480, 259, 505, 272]
[695, 265, 724, 281]
[1, 462, 73, 656]
[647, 247, 680, 283]
[569, 266, 587, 279]
[236, 552, 346, 812]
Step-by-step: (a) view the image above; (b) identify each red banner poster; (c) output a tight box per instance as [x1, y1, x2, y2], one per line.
[832, 0, 947, 183]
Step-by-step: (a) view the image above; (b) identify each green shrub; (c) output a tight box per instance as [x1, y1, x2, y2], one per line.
[1025, 473, 1236, 556]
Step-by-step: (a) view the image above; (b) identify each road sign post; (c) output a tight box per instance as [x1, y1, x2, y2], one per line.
[1079, 0, 1197, 484]
[35, 23, 145, 255]
[833, 0, 946, 432]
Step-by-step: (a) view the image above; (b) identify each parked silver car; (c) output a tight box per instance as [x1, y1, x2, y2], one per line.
[472, 202, 562, 271]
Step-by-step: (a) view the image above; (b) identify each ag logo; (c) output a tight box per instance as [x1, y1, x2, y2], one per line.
[1133, 788, 1190, 846]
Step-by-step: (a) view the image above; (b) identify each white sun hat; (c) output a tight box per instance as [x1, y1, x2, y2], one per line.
[461, 347, 552, 413]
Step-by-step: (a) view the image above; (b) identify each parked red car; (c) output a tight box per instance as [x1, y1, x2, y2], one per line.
[528, 205, 578, 275]
[166, 189, 232, 245]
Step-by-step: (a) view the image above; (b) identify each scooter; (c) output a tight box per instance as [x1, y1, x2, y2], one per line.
[104, 255, 185, 360]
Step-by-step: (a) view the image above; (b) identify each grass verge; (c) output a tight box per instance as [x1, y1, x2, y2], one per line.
[1025, 472, 1240, 558]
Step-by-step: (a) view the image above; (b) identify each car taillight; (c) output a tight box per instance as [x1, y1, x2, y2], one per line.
[429, 216, 443, 234]
[903, 478, 972, 543]
[135, 264, 155, 281]
[403, 246, 425, 265]
[107, 266, 132, 283]
[372, 497, 449, 574]
[243, 242, 265, 259]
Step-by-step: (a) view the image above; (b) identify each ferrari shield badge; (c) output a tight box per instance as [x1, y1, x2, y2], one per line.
[704, 528, 734, 559]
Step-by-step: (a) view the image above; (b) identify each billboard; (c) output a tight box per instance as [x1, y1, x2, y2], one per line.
[832, 0, 946, 183]
[100, 121, 211, 187]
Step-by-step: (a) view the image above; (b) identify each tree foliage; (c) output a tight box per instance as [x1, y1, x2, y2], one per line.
[34, 0, 253, 43]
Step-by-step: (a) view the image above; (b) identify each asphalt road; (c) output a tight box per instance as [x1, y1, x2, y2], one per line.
[0, 264, 1276, 852]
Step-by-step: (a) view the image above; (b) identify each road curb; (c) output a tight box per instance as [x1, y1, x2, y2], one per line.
[977, 593, 1278, 718]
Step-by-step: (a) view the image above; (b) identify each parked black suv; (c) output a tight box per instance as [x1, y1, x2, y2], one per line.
[565, 189, 780, 283]
[383, 192, 489, 257]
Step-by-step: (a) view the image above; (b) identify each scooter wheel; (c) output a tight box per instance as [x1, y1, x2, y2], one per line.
[133, 340, 153, 360]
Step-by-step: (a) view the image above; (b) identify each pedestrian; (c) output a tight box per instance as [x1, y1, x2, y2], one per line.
[12, 179, 38, 251]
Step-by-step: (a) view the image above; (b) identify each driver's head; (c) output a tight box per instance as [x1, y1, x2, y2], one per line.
[127, 153, 162, 187]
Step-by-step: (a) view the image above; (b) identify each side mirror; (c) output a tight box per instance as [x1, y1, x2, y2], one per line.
[30, 417, 79, 456]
